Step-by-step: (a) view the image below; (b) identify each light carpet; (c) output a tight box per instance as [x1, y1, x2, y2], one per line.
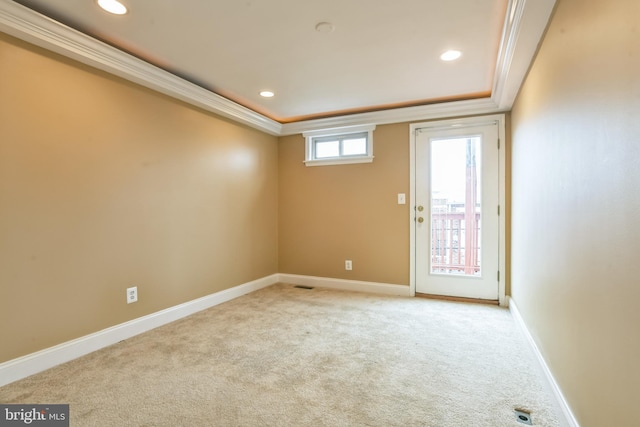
[0, 283, 561, 426]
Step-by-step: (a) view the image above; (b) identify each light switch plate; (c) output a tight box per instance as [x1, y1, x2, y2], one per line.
[397, 193, 406, 204]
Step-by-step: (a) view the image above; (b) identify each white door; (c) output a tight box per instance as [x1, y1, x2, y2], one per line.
[414, 121, 500, 300]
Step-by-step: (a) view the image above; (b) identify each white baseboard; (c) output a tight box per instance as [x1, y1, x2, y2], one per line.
[0, 274, 279, 388]
[509, 298, 580, 427]
[278, 273, 411, 297]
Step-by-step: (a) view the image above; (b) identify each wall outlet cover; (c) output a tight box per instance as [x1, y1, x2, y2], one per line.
[126, 286, 138, 304]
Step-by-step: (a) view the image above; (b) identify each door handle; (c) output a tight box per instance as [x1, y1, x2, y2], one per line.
[417, 206, 424, 212]
[417, 217, 424, 223]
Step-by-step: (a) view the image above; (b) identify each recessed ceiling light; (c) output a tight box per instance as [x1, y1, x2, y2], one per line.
[260, 91, 275, 98]
[440, 50, 462, 62]
[97, 0, 128, 15]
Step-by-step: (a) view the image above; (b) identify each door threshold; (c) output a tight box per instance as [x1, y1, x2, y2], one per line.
[415, 293, 499, 306]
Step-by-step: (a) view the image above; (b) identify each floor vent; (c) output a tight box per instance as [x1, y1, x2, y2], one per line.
[294, 285, 314, 290]
[514, 409, 533, 425]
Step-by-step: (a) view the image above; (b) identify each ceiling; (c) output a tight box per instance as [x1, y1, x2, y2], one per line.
[1, 0, 556, 134]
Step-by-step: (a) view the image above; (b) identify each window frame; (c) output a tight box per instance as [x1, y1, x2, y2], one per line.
[303, 124, 376, 166]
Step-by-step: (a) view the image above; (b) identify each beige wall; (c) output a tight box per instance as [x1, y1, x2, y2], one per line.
[0, 34, 279, 363]
[278, 123, 410, 285]
[510, 0, 640, 425]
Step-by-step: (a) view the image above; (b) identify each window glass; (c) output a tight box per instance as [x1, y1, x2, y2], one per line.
[342, 138, 367, 155]
[315, 140, 340, 158]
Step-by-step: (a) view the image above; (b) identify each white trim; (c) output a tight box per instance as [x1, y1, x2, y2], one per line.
[409, 123, 417, 298]
[408, 114, 507, 306]
[301, 124, 376, 138]
[0, 274, 279, 387]
[0, 0, 556, 135]
[492, 0, 557, 110]
[0, 0, 282, 136]
[497, 117, 507, 307]
[510, 298, 581, 427]
[303, 124, 376, 167]
[304, 156, 374, 167]
[282, 98, 502, 136]
[278, 274, 411, 297]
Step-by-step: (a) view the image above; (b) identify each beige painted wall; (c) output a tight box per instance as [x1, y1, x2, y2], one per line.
[0, 34, 279, 363]
[510, 0, 640, 425]
[279, 123, 410, 285]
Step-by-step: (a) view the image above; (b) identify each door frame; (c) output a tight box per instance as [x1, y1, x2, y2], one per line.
[409, 114, 507, 306]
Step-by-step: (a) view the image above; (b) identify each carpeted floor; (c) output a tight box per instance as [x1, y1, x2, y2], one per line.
[0, 283, 561, 426]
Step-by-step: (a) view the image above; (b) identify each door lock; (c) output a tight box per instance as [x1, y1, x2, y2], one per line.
[417, 206, 424, 212]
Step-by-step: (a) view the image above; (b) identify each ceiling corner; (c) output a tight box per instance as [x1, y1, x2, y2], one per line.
[1, 0, 556, 137]
[0, 0, 283, 136]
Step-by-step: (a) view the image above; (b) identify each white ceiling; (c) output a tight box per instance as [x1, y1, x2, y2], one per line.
[1, 0, 557, 133]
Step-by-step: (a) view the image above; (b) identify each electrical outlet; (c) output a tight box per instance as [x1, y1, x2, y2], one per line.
[126, 286, 138, 304]
[345, 260, 353, 270]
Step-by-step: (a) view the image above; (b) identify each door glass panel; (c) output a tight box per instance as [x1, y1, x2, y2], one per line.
[430, 136, 481, 276]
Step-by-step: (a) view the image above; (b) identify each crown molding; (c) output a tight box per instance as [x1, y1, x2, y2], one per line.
[0, 0, 556, 136]
[0, 0, 283, 136]
[280, 97, 504, 136]
[492, 0, 557, 110]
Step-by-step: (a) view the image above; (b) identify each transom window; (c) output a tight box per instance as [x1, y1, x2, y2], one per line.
[303, 124, 375, 166]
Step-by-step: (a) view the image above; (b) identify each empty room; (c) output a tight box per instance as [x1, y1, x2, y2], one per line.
[0, 0, 638, 426]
